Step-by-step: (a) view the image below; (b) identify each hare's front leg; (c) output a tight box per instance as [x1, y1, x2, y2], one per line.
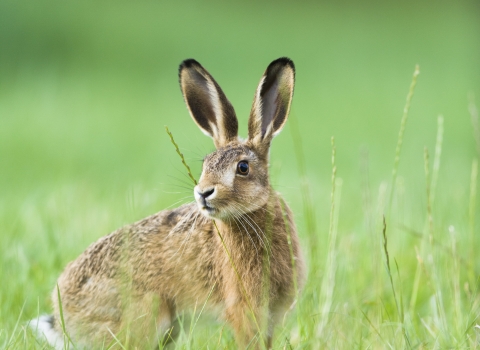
[225, 298, 272, 349]
[225, 302, 260, 349]
[153, 297, 177, 348]
[265, 303, 291, 349]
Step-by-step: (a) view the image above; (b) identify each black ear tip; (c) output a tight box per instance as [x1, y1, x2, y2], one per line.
[179, 59, 201, 75]
[269, 57, 295, 71]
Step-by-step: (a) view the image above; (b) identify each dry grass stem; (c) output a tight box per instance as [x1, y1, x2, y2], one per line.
[165, 126, 198, 186]
[388, 64, 420, 213]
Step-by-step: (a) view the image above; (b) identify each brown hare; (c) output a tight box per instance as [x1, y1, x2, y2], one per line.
[30, 57, 305, 349]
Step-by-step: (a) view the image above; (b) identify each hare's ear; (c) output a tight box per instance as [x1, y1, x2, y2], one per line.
[179, 59, 238, 149]
[248, 57, 295, 153]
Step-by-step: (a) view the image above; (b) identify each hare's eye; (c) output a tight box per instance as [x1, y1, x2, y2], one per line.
[237, 161, 249, 175]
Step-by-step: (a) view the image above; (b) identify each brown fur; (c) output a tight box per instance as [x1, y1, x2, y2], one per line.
[45, 58, 305, 349]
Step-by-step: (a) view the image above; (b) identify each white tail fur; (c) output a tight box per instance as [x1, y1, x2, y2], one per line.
[29, 315, 64, 350]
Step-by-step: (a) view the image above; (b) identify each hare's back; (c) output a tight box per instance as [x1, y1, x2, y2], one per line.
[57, 202, 204, 288]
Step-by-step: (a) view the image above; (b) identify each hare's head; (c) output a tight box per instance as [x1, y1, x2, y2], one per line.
[179, 58, 295, 220]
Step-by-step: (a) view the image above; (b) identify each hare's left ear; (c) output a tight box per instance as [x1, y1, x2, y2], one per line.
[248, 57, 295, 152]
[179, 59, 238, 149]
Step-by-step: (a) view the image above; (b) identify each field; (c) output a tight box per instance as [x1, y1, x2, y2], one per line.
[1, 0, 480, 348]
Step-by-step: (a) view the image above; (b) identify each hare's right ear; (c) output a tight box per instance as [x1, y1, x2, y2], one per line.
[179, 59, 238, 149]
[248, 58, 295, 155]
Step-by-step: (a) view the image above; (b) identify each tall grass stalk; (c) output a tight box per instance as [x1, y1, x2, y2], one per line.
[430, 115, 444, 205]
[381, 217, 410, 347]
[449, 225, 463, 336]
[469, 93, 480, 157]
[5, 302, 26, 349]
[188, 281, 218, 344]
[409, 116, 443, 315]
[260, 192, 275, 345]
[317, 137, 341, 337]
[105, 329, 126, 350]
[56, 285, 74, 350]
[424, 147, 448, 342]
[288, 112, 317, 343]
[374, 181, 388, 323]
[288, 113, 317, 262]
[468, 158, 478, 285]
[388, 65, 420, 214]
[279, 198, 299, 329]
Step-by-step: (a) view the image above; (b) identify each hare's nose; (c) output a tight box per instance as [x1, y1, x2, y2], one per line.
[198, 187, 215, 199]
[197, 187, 215, 199]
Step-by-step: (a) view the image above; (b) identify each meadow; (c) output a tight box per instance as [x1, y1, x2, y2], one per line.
[1, 0, 480, 348]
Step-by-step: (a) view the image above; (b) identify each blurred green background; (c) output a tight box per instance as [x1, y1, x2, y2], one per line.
[1, 0, 480, 347]
[2, 0, 479, 197]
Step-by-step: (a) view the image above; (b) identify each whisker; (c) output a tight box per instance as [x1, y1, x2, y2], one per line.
[230, 203, 275, 264]
[163, 197, 194, 211]
[160, 191, 192, 194]
[166, 175, 195, 189]
[232, 205, 270, 259]
[226, 207, 260, 260]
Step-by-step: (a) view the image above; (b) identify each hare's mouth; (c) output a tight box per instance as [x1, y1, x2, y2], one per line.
[200, 203, 217, 215]
[203, 204, 214, 211]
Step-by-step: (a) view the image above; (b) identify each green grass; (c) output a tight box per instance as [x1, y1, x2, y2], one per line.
[1, 0, 480, 348]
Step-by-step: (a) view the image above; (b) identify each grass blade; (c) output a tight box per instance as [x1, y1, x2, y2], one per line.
[388, 65, 420, 214]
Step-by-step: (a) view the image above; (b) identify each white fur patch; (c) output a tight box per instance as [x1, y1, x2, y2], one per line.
[255, 76, 266, 126]
[208, 120, 220, 141]
[29, 315, 65, 350]
[206, 79, 224, 142]
[223, 168, 235, 187]
[206, 80, 223, 122]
